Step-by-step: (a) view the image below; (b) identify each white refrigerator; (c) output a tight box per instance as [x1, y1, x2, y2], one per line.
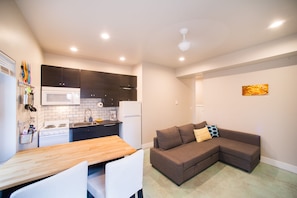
[0, 51, 16, 164]
[118, 101, 142, 149]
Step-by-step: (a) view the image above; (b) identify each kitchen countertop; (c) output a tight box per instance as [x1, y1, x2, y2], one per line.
[70, 120, 122, 128]
[0, 135, 135, 191]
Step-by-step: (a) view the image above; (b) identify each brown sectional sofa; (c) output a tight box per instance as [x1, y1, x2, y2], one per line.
[150, 121, 261, 185]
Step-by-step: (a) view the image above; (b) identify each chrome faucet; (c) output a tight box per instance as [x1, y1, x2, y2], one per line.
[84, 108, 93, 122]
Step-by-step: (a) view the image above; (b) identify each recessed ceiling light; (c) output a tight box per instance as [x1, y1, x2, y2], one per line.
[179, 56, 185, 62]
[101, 33, 110, 40]
[119, 56, 126, 61]
[70, 47, 78, 52]
[268, 20, 285, 29]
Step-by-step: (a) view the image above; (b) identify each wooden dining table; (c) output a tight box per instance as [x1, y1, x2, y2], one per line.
[0, 135, 136, 191]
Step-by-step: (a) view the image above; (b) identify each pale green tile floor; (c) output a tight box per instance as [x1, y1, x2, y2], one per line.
[143, 149, 297, 198]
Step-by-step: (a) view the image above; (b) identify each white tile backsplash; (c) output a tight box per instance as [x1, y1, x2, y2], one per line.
[40, 99, 118, 123]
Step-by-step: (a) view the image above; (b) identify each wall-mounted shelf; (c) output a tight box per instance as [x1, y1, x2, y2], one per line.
[18, 80, 34, 88]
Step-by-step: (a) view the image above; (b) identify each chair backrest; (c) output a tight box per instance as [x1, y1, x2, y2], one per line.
[105, 149, 144, 198]
[10, 161, 88, 198]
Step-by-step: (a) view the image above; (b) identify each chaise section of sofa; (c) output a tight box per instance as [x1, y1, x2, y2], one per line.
[213, 128, 261, 172]
[150, 122, 261, 185]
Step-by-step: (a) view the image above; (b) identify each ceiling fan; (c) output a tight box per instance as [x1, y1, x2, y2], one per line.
[178, 28, 191, 52]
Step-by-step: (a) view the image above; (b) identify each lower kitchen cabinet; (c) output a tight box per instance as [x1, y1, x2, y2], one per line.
[70, 123, 119, 142]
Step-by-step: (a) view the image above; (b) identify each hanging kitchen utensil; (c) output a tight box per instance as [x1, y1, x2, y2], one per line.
[24, 91, 37, 112]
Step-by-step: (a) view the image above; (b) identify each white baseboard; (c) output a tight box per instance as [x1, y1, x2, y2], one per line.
[142, 141, 153, 149]
[261, 156, 297, 174]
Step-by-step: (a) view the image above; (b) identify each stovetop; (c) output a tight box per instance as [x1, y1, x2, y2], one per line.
[42, 120, 70, 130]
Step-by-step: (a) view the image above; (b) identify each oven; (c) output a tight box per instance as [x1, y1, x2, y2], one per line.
[39, 120, 70, 147]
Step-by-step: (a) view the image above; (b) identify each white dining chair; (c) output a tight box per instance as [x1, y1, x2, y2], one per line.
[10, 161, 88, 198]
[87, 149, 144, 198]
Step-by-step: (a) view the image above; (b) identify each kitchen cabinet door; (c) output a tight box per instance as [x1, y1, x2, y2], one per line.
[41, 65, 62, 87]
[119, 88, 137, 101]
[102, 90, 119, 107]
[96, 123, 119, 137]
[41, 65, 80, 88]
[62, 67, 80, 87]
[70, 126, 97, 141]
[80, 70, 104, 98]
[70, 124, 119, 142]
[118, 75, 137, 103]
[102, 73, 119, 89]
[119, 75, 137, 88]
[100, 73, 119, 106]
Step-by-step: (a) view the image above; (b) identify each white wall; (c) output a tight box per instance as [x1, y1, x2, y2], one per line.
[176, 33, 297, 77]
[201, 60, 297, 171]
[0, 0, 43, 151]
[195, 79, 204, 104]
[142, 62, 193, 145]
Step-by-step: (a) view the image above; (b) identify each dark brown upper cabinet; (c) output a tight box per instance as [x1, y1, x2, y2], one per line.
[100, 73, 119, 107]
[41, 65, 80, 88]
[80, 70, 137, 106]
[119, 75, 137, 88]
[80, 70, 104, 98]
[80, 70, 120, 107]
[118, 75, 137, 103]
[119, 88, 137, 101]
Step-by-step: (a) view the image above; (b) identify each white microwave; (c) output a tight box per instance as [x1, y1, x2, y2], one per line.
[42, 87, 80, 105]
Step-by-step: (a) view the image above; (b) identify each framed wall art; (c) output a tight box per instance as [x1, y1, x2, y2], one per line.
[242, 84, 269, 96]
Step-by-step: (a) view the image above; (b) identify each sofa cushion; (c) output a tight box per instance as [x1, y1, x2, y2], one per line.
[218, 128, 260, 146]
[157, 126, 183, 150]
[207, 125, 219, 137]
[194, 121, 207, 129]
[194, 127, 212, 142]
[163, 141, 219, 170]
[211, 138, 260, 162]
[178, 124, 195, 143]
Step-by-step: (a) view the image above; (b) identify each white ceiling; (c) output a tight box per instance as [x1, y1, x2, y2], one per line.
[15, 0, 297, 68]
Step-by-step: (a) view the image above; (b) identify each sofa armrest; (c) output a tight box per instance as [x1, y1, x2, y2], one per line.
[219, 128, 260, 147]
[153, 137, 159, 148]
[150, 148, 184, 185]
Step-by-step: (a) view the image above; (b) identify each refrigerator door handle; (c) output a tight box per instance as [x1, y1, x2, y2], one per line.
[123, 115, 141, 118]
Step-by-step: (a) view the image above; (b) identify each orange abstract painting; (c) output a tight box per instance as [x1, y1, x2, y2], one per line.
[242, 84, 268, 96]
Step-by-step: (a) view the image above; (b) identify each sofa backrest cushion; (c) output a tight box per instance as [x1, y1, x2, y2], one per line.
[219, 128, 260, 146]
[178, 124, 195, 143]
[194, 121, 207, 129]
[156, 126, 182, 150]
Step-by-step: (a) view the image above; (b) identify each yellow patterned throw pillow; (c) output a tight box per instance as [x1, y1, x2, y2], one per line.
[194, 127, 212, 142]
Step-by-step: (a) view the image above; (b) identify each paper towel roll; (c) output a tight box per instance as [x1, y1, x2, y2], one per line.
[97, 102, 103, 108]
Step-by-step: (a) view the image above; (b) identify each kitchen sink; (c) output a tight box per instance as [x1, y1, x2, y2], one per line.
[71, 120, 119, 128]
[73, 122, 94, 127]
